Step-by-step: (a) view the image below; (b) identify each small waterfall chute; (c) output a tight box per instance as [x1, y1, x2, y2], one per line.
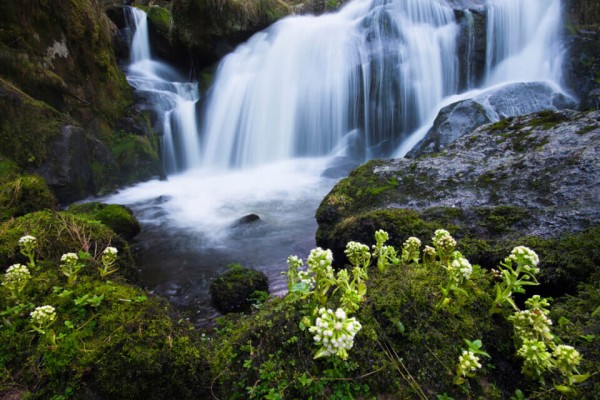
[125, 7, 202, 174]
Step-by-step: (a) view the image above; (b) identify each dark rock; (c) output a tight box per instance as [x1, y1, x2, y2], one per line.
[234, 214, 261, 225]
[454, 8, 487, 89]
[209, 264, 269, 313]
[317, 110, 600, 293]
[37, 125, 95, 203]
[562, 32, 600, 110]
[407, 82, 577, 158]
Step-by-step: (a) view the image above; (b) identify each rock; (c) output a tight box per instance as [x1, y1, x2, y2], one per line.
[209, 264, 269, 313]
[37, 125, 95, 203]
[317, 109, 600, 293]
[562, 32, 600, 110]
[233, 214, 261, 226]
[407, 82, 577, 157]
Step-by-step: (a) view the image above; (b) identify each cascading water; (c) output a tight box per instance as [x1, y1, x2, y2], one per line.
[201, 0, 460, 167]
[113, 0, 567, 324]
[125, 7, 201, 173]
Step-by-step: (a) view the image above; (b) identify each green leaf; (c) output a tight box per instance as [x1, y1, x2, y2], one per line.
[568, 373, 590, 384]
[291, 282, 309, 294]
[554, 385, 574, 394]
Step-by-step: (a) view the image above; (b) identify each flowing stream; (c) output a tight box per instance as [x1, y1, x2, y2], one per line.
[109, 0, 565, 324]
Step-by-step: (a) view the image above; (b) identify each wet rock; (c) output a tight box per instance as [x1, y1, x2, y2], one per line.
[317, 110, 600, 281]
[563, 31, 600, 110]
[407, 82, 577, 158]
[234, 214, 261, 226]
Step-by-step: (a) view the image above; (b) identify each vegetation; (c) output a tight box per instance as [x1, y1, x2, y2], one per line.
[2, 211, 596, 399]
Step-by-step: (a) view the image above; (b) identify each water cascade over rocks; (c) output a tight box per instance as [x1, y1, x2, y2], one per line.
[115, 0, 568, 323]
[125, 8, 201, 174]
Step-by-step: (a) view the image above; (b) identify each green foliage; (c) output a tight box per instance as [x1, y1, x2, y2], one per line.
[210, 264, 269, 313]
[0, 229, 210, 399]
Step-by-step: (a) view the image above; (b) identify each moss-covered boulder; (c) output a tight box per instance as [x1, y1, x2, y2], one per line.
[69, 202, 141, 240]
[209, 264, 269, 313]
[0, 175, 56, 221]
[317, 110, 600, 297]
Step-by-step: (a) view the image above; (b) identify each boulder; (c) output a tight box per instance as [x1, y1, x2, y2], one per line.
[317, 109, 600, 294]
[209, 264, 269, 313]
[407, 82, 577, 157]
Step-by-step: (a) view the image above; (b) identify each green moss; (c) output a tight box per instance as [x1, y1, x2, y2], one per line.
[209, 264, 269, 313]
[146, 6, 172, 35]
[474, 205, 530, 234]
[318, 208, 444, 267]
[526, 110, 565, 130]
[110, 133, 162, 184]
[69, 202, 141, 241]
[0, 158, 20, 184]
[0, 175, 56, 222]
[576, 124, 598, 135]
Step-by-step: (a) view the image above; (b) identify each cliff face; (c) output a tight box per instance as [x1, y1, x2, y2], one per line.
[0, 0, 161, 203]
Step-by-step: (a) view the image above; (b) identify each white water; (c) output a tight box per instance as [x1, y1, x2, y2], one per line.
[114, 0, 566, 322]
[125, 8, 202, 173]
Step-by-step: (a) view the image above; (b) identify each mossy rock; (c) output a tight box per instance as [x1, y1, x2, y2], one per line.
[0, 210, 134, 279]
[0, 175, 56, 221]
[69, 202, 141, 241]
[209, 264, 269, 313]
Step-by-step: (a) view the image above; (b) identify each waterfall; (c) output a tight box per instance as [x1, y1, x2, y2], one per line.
[485, 0, 563, 84]
[200, 0, 460, 168]
[125, 7, 201, 174]
[124, 0, 564, 173]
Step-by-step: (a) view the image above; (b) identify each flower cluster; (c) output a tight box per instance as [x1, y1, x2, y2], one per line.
[372, 229, 399, 272]
[508, 295, 553, 344]
[2, 264, 31, 299]
[432, 229, 456, 262]
[99, 246, 119, 279]
[18, 235, 38, 269]
[345, 241, 371, 269]
[451, 253, 473, 281]
[457, 350, 482, 377]
[491, 246, 541, 314]
[517, 339, 553, 379]
[308, 307, 362, 360]
[553, 345, 582, 376]
[60, 252, 84, 285]
[30, 305, 57, 334]
[422, 245, 436, 267]
[401, 237, 421, 264]
[506, 246, 539, 274]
